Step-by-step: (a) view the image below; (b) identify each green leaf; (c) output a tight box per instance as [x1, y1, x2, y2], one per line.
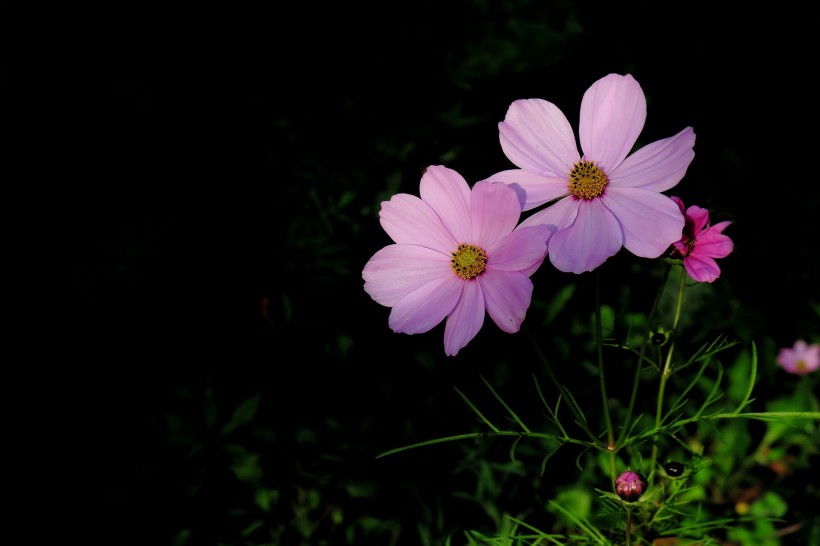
[480, 375, 530, 433]
[544, 283, 575, 326]
[220, 393, 262, 436]
[454, 386, 499, 432]
[224, 443, 263, 482]
[731, 342, 757, 414]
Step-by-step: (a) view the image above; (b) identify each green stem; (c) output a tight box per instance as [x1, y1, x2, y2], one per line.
[649, 266, 688, 486]
[618, 264, 672, 446]
[625, 505, 633, 546]
[594, 271, 617, 482]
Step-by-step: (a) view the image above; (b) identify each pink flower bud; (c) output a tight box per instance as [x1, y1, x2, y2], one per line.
[615, 470, 645, 501]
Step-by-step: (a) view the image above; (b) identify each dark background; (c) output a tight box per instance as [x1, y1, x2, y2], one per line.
[17, 1, 818, 544]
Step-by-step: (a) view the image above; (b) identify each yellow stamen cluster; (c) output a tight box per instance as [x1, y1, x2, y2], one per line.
[569, 161, 608, 199]
[450, 243, 487, 280]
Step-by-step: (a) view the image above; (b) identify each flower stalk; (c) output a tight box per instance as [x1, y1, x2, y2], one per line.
[649, 265, 688, 484]
[594, 270, 617, 483]
[618, 263, 672, 447]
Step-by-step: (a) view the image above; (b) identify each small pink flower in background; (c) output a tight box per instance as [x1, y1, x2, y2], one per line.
[776, 340, 820, 375]
[483, 73, 694, 274]
[362, 165, 552, 357]
[669, 197, 733, 283]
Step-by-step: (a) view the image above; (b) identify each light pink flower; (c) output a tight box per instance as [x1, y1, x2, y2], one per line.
[483, 73, 694, 274]
[776, 340, 820, 376]
[669, 197, 733, 283]
[362, 165, 552, 356]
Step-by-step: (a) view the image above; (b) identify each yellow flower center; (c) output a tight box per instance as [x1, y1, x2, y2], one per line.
[796, 359, 807, 372]
[569, 161, 608, 199]
[450, 243, 487, 280]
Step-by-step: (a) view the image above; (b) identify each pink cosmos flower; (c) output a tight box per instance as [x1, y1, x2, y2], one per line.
[362, 165, 552, 356]
[669, 197, 733, 283]
[483, 73, 695, 274]
[776, 340, 820, 376]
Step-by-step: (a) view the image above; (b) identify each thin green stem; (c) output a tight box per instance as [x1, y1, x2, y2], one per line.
[594, 271, 617, 483]
[625, 506, 633, 546]
[618, 264, 672, 446]
[649, 266, 688, 486]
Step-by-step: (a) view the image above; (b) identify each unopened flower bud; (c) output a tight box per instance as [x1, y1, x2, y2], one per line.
[615, 470, 645, 501]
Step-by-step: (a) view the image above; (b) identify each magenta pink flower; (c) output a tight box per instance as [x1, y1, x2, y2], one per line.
[776, 340, 820, 376]
[483, 73, 694, 274]
[669, 197, 733, 283]
[362, 165, 552, 356]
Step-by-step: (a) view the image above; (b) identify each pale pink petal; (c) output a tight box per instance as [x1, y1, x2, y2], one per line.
[443, 281, 485, 356]
[602, 188, 684, 258]
[487, 224, 552, 272]
[518, 194, 579, 230]
[518, 253, 549, 278]
[362, 244, 451, 307]
[685, 205, 711, 233]
[471, 181, 522, 248]
[499, 98, 580, 175]
[579, 74, 646, 172]
[609, 127, 696, 191]
[419, 165, 474, 242]
[389, 274, 462, 334]
[379, 193, 455, 253]
[670, 196, 685, 213]
[683, 253, 721, 283]
[480, 269, 533, 333]
[548, 199, 623, 273]
[481, 169, 570, 210]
